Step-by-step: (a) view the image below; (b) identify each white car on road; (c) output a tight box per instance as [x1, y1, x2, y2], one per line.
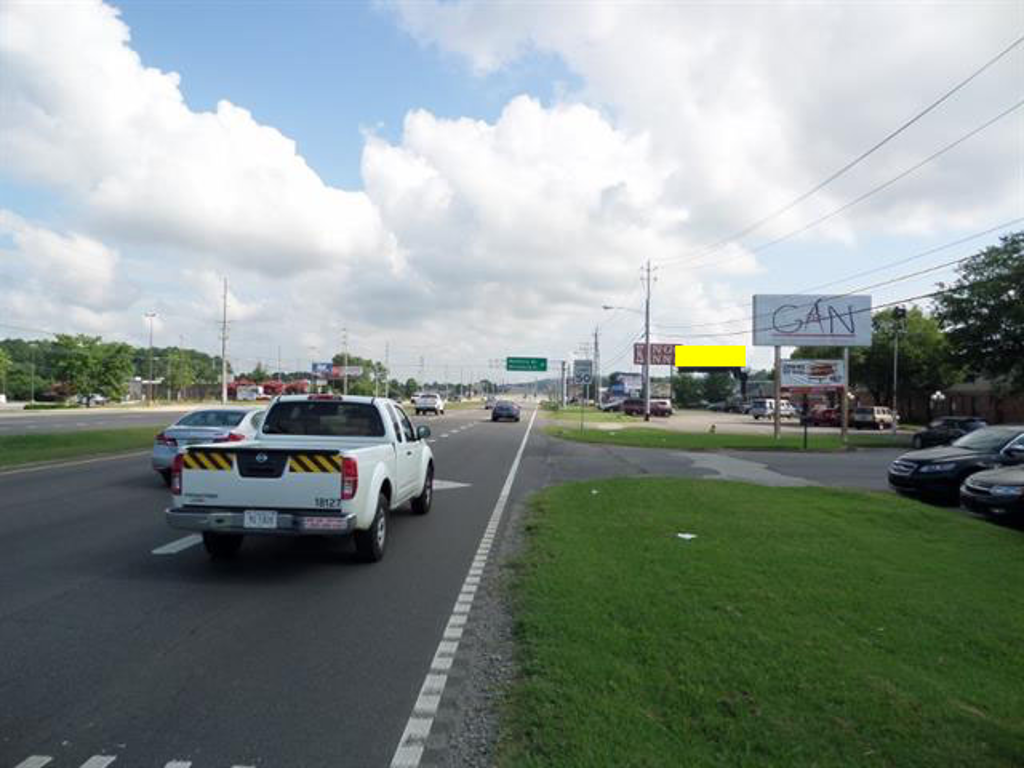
[166, 395, 434, 562]
[413, 392, 445, 416]
[152, 407, 266, 485]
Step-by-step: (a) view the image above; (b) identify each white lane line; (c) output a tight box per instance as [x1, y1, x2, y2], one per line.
[80, 758, 117, 768]
[152, 534, 202, 555]
[389, 406, 537, 768]
[14, 757, 53, 768]
[0, 450, 150, 477]
[164, 762, 192, 768]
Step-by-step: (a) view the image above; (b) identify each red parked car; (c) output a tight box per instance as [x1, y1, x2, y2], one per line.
[623, 398, 673, 417]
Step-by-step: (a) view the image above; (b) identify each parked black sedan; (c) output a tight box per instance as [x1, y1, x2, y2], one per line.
[910, 416, 987, 449]
[960, 466, 1024, 518]
[888, 425, 1024, 502]
[491, 400, 521, 422]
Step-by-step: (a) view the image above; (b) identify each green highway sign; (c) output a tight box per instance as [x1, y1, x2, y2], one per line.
[506, 356, 548, 372]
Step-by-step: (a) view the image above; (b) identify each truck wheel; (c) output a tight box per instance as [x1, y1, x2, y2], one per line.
[412, 464, 434, 515]
[203, 532, 243, 559]
[355, 494, 388, 562]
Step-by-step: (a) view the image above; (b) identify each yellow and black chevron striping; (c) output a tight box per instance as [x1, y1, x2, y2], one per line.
[182, 450, 234, 471]
[288, 453, 344, 473]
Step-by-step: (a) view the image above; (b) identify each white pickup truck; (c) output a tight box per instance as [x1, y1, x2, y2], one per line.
[166, 394, 434, 562]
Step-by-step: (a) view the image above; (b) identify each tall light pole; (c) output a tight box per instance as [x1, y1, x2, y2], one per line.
[29, 341, 37, 403]
[144, 312, 157, 406]
[642, 260, 653, 421]
[220, 278, 229, 404]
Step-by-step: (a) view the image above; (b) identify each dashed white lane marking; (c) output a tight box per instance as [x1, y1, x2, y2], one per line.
[164, 762, 191, 768]
[14, 757, 52, 768]
[152, 534, 203, 555]
[389, 407, 537, 768]
[79, 757, 117, 768]
[432, 480, 471, 491]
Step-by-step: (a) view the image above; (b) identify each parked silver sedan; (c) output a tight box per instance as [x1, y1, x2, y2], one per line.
[152, 407, 265, 485]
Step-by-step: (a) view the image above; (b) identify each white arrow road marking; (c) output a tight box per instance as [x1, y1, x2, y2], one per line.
[433, 480, 471, 491]
[152, 534, 202, 555]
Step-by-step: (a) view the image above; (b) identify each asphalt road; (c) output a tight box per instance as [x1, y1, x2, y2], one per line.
[0, 406, 533, 768]
[0, 409, 192, 435]
[1, 405, 904, 768]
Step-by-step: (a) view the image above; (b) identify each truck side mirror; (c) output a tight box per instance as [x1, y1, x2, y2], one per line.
[417, 425, 431, 440]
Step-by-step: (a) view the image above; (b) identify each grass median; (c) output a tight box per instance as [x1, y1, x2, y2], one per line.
[500, 478, 1024, 767]
[0, 426, 157, 468]
[544, 425, 909, 452]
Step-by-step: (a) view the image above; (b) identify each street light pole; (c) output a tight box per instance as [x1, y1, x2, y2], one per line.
[892, 307, 907, 436]
[144, 312, 157, 406]
[643, 259, 652, 422]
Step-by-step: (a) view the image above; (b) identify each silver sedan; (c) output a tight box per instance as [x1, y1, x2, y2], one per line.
[152, 407, 265, 485]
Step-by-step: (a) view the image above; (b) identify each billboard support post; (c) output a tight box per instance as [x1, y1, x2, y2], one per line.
[773, 346, 781, 440]
[841, 347, 850, 445]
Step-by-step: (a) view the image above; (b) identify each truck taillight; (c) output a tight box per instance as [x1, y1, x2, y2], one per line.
[341, 457, 358, 500]
[171, 454, 184, 495]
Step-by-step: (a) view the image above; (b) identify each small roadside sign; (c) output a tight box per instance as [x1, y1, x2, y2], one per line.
[507, 357, 547, 372]
[573, 359, 593, 385]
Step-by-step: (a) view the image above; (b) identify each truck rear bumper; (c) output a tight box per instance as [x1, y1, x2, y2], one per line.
[165, 506, 357, 536]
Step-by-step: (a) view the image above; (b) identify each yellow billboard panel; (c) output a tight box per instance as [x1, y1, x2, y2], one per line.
[674, 345, 746, 368]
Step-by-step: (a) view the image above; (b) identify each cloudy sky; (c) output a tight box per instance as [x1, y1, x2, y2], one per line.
[1, 0, 1021, 382]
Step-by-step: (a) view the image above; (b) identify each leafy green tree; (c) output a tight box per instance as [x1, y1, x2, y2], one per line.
[167, 348, 196, 398]
[672, 372, 702, 407]
[933, 231, 1024, 389]
[95, 342, 134, 401]
[0, 348, 11, 395]
[53, 334, 101, 397]
[702, 372, 736, 403]
[793, 307, 959, 412]
[404, 378, 419, 398]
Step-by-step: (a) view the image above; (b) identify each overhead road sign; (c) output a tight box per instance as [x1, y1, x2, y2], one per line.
[633, 343, 676, 365]
[507, 357, 547, 372]
[752, 295, 873, 347]
[674, 345, 746, 368]
[781, 359, 846, 389]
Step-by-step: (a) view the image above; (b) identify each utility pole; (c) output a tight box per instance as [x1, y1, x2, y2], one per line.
[643, 259, 652, 422]
[892, 306, 906, 436]
[593, 326, 601, 407]
[145, 312, 157, 406]
[384, 342, 390, 398]
[277, 345, 282, 382]
[29, 341, 36, 403]
[342, 327, 349, 396]
[220, 278, 229, 404]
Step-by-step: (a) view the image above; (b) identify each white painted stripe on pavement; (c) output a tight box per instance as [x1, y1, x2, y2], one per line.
[79, 757, 117, 768]
[0, 450, 150, 477]
[152, 534, 202, 555]
[164, 762, 192, 768]
[14, 757, 53, 768]
[389, 406, 537, 768]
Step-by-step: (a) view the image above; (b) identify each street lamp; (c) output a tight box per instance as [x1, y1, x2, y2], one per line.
[144, 312, 157, 406]
[930, 390, 947, 417]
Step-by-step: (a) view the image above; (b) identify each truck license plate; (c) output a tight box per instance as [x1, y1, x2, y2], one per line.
[243, 509, 278, 529]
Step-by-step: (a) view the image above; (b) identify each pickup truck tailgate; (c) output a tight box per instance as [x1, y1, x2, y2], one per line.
[180, 446, 345, 510]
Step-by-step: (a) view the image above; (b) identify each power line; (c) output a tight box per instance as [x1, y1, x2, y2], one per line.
[654, 217, 1023, 332]
[654, 33, 1024, 270]
[660, 97, 1024, 271]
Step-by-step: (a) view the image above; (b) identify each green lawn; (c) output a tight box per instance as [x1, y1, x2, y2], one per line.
[0, 426, 158, 468]
[544, 425, 909, 452]
[547, 405, 632, 423]
[500, 478, 1024, 767]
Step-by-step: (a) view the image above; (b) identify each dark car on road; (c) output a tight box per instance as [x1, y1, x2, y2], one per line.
[960, 466, 1024, 519]
[888, 425, 1024, 502]
[911, 416, 987, 449]
[491, 400, 521, 422]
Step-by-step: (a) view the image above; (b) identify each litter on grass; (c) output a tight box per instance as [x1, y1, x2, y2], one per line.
[677, 533, 697, 540]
